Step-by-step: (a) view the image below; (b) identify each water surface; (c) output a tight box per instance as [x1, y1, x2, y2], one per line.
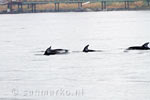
[0, 11, 150, 100]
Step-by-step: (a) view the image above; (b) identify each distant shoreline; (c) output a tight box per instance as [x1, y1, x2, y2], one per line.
[0, 7, 150, 14]
[0, 0, 150, 14]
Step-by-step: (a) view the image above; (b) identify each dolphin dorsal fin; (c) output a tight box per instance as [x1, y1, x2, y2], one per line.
[142, 42, 149, 48]
[83, 45, 89, 52]
[46, 46, 51, 51]
[45, 46, 52, 54]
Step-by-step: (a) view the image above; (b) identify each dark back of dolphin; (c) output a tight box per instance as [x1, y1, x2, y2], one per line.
[127, 42, 150, 50]
[83, 45, 98, 52]
[44, 46, 68, 55]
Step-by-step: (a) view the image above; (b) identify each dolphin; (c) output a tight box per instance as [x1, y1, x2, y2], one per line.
[44, 46, 69, 55]
[127, 42, 150, 50]
[83, 45, 102, 52]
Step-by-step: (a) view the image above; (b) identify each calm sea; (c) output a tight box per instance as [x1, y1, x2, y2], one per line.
[0, 11, 150, 100]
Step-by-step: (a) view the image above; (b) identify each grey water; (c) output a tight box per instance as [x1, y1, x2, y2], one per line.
[0, 11, 150, 100]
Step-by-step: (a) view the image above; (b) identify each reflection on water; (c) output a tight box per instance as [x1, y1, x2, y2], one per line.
[0, 11, 150, 100]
